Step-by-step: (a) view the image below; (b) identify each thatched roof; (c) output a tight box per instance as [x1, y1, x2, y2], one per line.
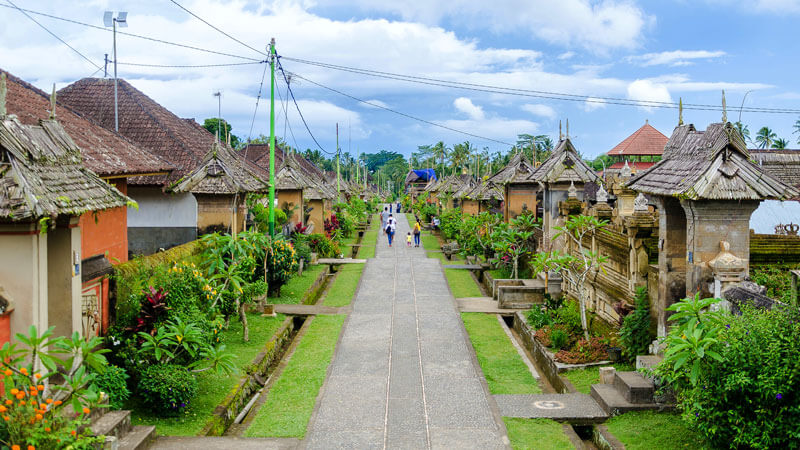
[452, 174, 479, 199]
[4, 70, 172, 178]
[486, 152, 537, 185]
[243, 144, 336, 200]
[464, 179, 504, 201]
[750, 149, 800, 193]
[58, 78, 219, 186]
[628, 122, 798, 200]
[0, 115, 130, 221]
[528, 137, 599, 185]
[168, 141, 269, 195]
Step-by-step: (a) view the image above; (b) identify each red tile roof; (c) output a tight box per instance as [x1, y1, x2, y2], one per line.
[2, 70, 172, 177]
[57, 78, 227, 185]
[607, 122, 668, 156]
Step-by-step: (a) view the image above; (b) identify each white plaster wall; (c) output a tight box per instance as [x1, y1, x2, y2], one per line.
[127, 187, 197, 228]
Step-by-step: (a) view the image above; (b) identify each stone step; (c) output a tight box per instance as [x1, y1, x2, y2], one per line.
[613, 371, 654, 404]
[118, 425, 156, 450]
[590, 384, 671, 416]
[90, 410, 132, 440]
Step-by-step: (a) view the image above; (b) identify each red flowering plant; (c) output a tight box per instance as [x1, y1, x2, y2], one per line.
[0, 326, 107, 449]
[324, 213, 341, 239]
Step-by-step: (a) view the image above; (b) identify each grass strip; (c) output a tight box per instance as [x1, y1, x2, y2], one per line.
[268, 264, 325, 304]
[244, 315, 346, 438]
[131, 314, 286, 436]
[445, 268, 482, 298]
[323, 263, 365, 307]
[462, 313, 541, 394]
[562, 363, 634, 394]
[605, 411, 704, 449]
[503, 418, 574, 450]
[421, 233, 440, 251]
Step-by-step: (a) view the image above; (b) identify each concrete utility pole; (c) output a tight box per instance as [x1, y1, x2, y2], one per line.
[104, 12, 128, 132]
[213, 91, 221, 142]
[268, 38, 277, 237]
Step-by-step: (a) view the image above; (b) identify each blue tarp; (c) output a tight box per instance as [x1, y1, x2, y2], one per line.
[412, 169, 437, 181]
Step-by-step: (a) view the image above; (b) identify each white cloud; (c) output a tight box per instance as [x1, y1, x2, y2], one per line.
[435, 117, 539, 144]
[583, 97, 608, 112]
[631, 50, 726, 66]
[627, 79, 672, 111]
[707, 0, 800, 13]
[361, 99, 390, 109]
[557, 51, 576, 60]
[454, 97, 485, 120]
[521, 104, 557, 119]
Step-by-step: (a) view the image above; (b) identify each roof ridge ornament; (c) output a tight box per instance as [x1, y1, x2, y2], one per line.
[559, 120, 563, 140]
[568, 181, 577, 199]
[678, 97, 683, 126]
[721, 90, 727, 123]
[0, 72, 6, 118]
[596, 183, 608, 203]
[620, 159, 632, 178]
[566, 118, 570, 139]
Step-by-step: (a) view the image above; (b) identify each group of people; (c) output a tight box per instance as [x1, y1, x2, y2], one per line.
[379, 205, 422, 248]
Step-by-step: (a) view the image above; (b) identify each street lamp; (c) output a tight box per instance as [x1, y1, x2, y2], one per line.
[103, 11, 127, 132]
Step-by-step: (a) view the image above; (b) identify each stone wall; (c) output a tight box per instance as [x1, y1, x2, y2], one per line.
[750, 233, 800, 263]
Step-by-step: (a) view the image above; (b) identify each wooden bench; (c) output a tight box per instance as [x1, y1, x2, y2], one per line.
[316, 258, 367, 272]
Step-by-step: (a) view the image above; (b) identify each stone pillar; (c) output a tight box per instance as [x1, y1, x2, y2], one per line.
[653, 197, 687, 337]
[708, 240, 746, 310]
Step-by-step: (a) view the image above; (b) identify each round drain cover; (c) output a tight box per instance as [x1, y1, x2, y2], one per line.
[533, 400, 565, 410]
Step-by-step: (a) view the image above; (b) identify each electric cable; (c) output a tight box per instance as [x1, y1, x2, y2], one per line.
[114, 60, 264, 68]
[168, 0, 267, 57]
[276, 57, 334, 155]
[4, 0, 102, 70]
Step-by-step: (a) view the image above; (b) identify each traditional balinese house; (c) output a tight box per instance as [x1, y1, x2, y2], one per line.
[58, 78, 237, 254]
[627, 121, 797, 336]
[4, 70, 172, 336]
[405, 169, 437, 201]
[169, 141, 269, 234]
[451, 173, 479, 212]
[461, 180, 504, 216]
[605, 121, 667, 177]
[481, 152, 537, 222]
[0, 88, 132, 340]
[528, 135, 600, 250]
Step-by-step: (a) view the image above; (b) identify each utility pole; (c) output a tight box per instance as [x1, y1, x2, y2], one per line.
[213, 91, 221, 142]
[104, 12, 127, 131]
[336, 123, 341, 204]
[268, 38, 277, 237]
[104, 54, 108, 77]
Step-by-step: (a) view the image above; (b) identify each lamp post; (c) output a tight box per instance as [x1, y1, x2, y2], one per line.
[103, 11, 127, 132]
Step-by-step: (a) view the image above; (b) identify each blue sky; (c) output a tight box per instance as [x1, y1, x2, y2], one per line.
[1, 0, 799, 159]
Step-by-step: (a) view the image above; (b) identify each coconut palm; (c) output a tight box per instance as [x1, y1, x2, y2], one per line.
[450, 141, 473, 174]
[793, 118, 800, 144]
[772, 138, 789, 149]
[431, 141, 450, 178]
[754, 127, 777, 149]
[733, 121, 751, 145]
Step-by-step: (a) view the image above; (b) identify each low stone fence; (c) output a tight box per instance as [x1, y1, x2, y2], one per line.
[750, 233, 800, 263]
[201, 316, 300, 435]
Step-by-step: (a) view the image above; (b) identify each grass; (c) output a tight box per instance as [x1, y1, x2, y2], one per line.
[245, 314, 346, 438]
[503, 418, 574, 450]
[130, 313, 286, 436]
[461, 313, 541, 394]
[421, 233, 440, 251]
[268, 264, 325, 304]
[323, 263, 365, 307]
[562, 363, 635, 394]
[445, 268, 483, 298]
[605, 411, 705, 449]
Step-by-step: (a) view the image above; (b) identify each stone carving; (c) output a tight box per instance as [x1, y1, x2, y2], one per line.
[567, 181, 578, 199]
[773, 223, 799, 235]
[596, 184, 609, 203]
[708, 240, 746, 282]
[633, 193, 649, 212]
[620, 160, 632, 178]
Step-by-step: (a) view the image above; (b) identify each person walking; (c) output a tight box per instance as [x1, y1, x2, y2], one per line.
[389, 203, 393, 213]
[380, 207, 389, 235]
[386, 214, 397, 247]
[412, 220, 422, 247]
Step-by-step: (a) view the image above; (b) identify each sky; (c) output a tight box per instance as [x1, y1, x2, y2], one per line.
[1, 0, 800, 160]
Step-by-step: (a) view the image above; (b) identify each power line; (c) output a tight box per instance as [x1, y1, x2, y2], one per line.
[168, 0, 267, 57]
[114, 60, 264, 69]
[4, 0, 101, 70]
[276, 57, 334, 155]
[246, 61, 270, 145]
[282, 63, 515, 146]
[282, 55, 800, 115]
[0, 3, 262, 62]
[275, 72, 300, 151]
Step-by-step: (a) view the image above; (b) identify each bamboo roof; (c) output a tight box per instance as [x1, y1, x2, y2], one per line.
[750, 149, 800, 192]
[168, 141, 269, 195]
[243, 144, 336, 200]
[628, 122, 798, 200]
[486, 152, 537, 185]
[528, 137, 599, 185]
[0, 115, 130, 221]
[464, 179, 504, 201]
[452, 174, 479, 199]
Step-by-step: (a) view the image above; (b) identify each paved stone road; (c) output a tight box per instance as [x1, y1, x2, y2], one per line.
[304, 213, 509, 449]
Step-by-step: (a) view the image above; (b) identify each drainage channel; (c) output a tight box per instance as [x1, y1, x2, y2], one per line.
[499, 314, 603, 450]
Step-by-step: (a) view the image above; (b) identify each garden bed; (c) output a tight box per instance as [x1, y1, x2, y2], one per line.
[513, 311, 611, 394]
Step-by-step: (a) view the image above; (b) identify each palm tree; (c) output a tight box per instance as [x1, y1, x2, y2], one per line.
[450, 141, 472, 174]
[535, 135, 554, 162]
[793, 118, 800, 145]
[733, 121, 751, 145]
[755, 127, 777, 149]
[431, 141, 449, 178]
[772, 138, 789, 149]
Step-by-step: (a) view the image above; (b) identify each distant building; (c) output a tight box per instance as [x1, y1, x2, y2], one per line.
[405, 169, 437, 200]
[605, 121, 668, 175]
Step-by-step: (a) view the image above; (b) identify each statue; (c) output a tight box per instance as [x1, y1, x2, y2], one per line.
[596, 184, 609, 203]
[633, 193, 649, 213]
[567, 181, 578, 199]
[620, 160, 632, 178]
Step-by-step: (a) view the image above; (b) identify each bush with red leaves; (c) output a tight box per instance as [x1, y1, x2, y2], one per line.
[127, 286, 170, 335]
[554, 337, 608, 364]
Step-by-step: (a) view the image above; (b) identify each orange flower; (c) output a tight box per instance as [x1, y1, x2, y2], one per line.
[10, 388, 18, 395]
[35, 414, 42, 420]
[11, 445, 19, 450]
[37, 385, 44, 391]
[19, 367, 27, 375]
[3, 369, 11, 376]
[45, 398, 52, 404]
[27, 446, 35, 450]
[18, 401, 25, 406]
[82, 407, 90, 414]
[34, 373, 41, 379]
[39, 403, 46, 409]
[53, 400, 62, 406]
[70, 430, 76, 436]
[2, 416, 8, 421]
[5, 400, 12, 405]
[44, 427, 50, 432]
[15, 393, 24, 400]
[0, 406, 6, 413]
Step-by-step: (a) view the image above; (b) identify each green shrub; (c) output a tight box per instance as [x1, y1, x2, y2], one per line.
[526, 306, 552, 329]
[266, 239, 299, 296]
[137, 364, 198, 417]
[294, 240, 312, 263]
[308, 233, 340, 258]
[94, 365, 131, 410]
[550, 329, 569, 350]
[619, 287, 652, 361]
[553, 300, 582, 336]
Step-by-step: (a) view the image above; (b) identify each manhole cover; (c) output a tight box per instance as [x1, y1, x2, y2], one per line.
[533, 400, 565, 410]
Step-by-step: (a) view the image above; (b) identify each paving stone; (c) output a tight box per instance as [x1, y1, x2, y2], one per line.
[305, 430, 384, 449]
[494, 393, 608, 423]
[429, 428, 506, 450]
[312, 375, 387, 431]
[424, 376, 497, 429]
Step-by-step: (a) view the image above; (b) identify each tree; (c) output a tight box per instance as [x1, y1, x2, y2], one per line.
[794, 118, 800, 144]
[588, 154, 614, 172]
[772, 138, 789, 149]
[203, 118, 241, 149]
[754, 126, 777, 149]
[431, 141, 450, 178]
[733, 121, 751, 145]
[450, 141, 473, 174]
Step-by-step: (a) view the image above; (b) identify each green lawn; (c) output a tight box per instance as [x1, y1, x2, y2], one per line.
[421, 233, 440, 251]
[605, 411, 705, 449]
[562, 363, 635, 394]
[462, 313, 541, 394]
[503, 418, 574, 450]
[245, 314, 346, 438]
[268, 264, 326, 304]
[445, 268, 482, 298]
[131, 313, 286, 436]
[323, 263, 365, 307]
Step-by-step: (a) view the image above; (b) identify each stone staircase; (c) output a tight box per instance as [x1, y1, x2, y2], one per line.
[90, 408, 155, 450]
[589, 368, 673, 416]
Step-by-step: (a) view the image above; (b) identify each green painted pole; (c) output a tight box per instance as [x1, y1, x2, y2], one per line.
[268, 38, 277, 237]
[336, 123, 341, 204]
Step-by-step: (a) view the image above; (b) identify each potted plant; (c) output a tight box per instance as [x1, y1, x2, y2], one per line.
[603, 334, 622, 362]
